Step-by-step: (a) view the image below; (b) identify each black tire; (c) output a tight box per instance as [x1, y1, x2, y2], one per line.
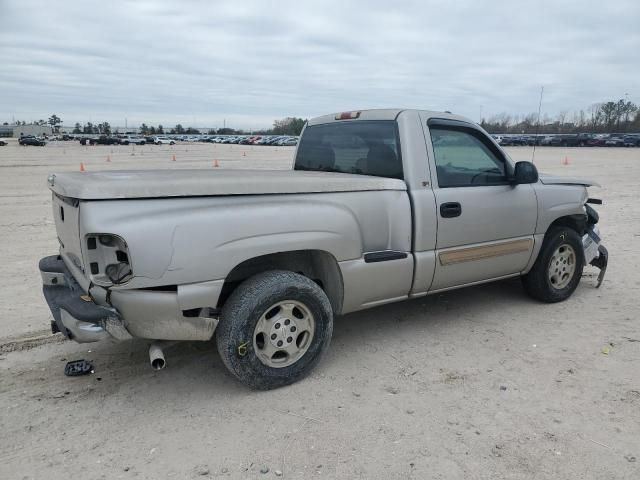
[522, 226, 584, 303]
[216, 270, 333, 390]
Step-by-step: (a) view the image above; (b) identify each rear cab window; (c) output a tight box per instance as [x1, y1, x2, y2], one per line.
[294, 121, 403, 179]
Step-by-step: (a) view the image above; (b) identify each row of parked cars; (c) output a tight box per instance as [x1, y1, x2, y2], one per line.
[196, 135, 299, 146]
[492, 133, 640, 147]
[76, 134, 300, 147]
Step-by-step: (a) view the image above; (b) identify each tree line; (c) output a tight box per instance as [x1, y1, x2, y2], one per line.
[14, 101, 637, 138]
[481, 98, 639, 134]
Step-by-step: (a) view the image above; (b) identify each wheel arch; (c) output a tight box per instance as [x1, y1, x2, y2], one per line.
[546, 214, 587, 237]
[217, 249, 344, 315]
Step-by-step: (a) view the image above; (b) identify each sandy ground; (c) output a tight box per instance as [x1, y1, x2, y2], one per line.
[0, 140, 638, 479]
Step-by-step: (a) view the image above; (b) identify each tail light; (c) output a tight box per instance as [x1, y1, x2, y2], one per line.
[84, 234, 133, 285]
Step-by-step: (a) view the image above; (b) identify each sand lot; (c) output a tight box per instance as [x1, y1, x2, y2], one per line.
[0, 140, 639, 479]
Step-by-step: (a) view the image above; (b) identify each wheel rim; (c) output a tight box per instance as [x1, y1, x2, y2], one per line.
[253, 300, 315, 368]
[548, 244, 577, 289]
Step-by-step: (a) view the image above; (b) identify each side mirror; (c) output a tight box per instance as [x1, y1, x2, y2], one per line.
[513, 161, 539, 184]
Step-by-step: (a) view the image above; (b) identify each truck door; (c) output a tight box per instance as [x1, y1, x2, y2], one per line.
[424, 118, 538, 291]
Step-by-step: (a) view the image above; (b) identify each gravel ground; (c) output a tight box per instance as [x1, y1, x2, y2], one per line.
[0, 140, 638, 479]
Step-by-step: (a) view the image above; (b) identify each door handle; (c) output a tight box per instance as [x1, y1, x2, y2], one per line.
[440, 202, 462, 218]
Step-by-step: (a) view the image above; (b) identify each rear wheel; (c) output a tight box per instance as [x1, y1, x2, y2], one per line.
[522, 226, 584, 302]
[216, 270, 333, 390]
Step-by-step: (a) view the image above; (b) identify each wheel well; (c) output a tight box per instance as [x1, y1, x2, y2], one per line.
[547, 214, 586, 237]
[218, 250, 344, 314]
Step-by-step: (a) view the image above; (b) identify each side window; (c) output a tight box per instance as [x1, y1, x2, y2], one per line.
[429, 127, 508, 187]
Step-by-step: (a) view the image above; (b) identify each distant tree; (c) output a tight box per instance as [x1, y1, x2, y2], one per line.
[271, 117, 306, 135]
[83, 122, 94, 134]
[557, 111, 568, 133]
[139, 123, 148, 135]
[72, 122, 82, 134]
[37, 119, 46, 126]
[149, 126, 156, 135]
[100, 122, 111, 135]
[157, 124, 164, 134]
[185, 127, 200, 134]
[174, 124, 185, 134]
[216, 127, 236, 135]
[48, 114, 62, 132]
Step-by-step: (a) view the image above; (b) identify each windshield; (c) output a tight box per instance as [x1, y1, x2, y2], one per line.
[294, 121, 403, 179]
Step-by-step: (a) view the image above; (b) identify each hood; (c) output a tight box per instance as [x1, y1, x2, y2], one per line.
[539, 174, 600, 187]
[47, 169, 406, 200]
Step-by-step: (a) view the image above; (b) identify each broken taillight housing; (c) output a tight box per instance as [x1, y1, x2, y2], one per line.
[84, 233, 133, 285]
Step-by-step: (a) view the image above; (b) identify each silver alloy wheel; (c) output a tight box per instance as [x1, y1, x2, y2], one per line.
[253, 300, 315, 368]
[548, 244, 576, 289]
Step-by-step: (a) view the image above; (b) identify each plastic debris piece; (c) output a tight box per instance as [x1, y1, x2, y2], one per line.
[64, 359, 94, 376]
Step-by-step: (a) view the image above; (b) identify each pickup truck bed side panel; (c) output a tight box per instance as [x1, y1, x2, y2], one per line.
[79, 191, 413, 303]
[339, 256, 414, 313]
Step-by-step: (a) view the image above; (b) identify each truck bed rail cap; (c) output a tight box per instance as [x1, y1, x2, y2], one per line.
[47, 169, 407, 200]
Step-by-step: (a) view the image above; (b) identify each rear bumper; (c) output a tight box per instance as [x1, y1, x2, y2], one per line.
[39, 255, 219, 343]
[39, 255, 129, 343]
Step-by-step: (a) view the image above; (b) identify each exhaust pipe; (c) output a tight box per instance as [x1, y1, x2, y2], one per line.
[149, 342, 168, 370]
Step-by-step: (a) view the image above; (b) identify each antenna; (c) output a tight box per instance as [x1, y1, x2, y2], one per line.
[532, 86, 544, 163]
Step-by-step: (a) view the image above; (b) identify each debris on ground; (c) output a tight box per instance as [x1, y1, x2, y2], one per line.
[64, 359, 94, 376]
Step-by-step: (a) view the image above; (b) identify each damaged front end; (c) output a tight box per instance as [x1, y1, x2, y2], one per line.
[582, 200, 608, 288]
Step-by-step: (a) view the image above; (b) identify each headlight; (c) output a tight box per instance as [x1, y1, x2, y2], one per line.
[84, 234, 133, 285]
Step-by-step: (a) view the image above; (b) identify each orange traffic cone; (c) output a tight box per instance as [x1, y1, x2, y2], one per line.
[172, 154, 176, 161]
[562, 156, 570, 165]
[213, 159, 219, 168]
[80, 162, 86, 172]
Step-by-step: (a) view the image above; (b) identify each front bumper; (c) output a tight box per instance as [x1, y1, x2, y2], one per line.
[39, 255, 130, 343]
[582, 225, 608, 288]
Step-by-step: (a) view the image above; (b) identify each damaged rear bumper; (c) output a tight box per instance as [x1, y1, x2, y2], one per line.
[39, 255, 128, 342]
[39, 255, 219, 343]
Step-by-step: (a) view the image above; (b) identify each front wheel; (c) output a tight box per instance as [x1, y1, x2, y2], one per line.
[216, 270, 333, 390]
[522, 226, 584, 302]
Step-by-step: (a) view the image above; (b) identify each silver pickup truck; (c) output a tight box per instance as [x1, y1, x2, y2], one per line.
[40, 109, 608, 389]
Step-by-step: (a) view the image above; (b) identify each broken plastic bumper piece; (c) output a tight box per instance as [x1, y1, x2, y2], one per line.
[39, 255, 127, 343]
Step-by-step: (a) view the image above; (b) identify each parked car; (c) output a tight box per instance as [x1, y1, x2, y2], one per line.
[119, 136, 146, 146]
[282, 137, 299, 146]
[19, 136, 46, 146]
[604, 136, 625, 147]
[154, 137, 175, 145]
[39, 108, 608, 390]
[0, 140, 7, 146]
[542, 134, 591, 147]
[91, 136, 120, 146]
[623, 135, 640, 147]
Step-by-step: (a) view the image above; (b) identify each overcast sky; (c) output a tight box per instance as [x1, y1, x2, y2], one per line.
[1, 0, 638, 130]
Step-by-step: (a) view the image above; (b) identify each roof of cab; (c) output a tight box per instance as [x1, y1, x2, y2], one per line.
[307, 108, 473, 126]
